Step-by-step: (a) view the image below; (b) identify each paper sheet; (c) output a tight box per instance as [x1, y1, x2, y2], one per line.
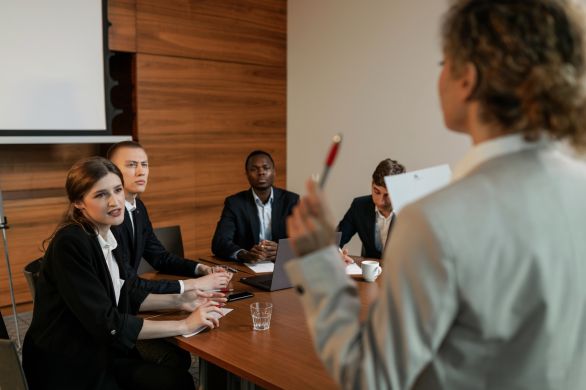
[245, 261, 274, 273]
[346, 263, 362, 275]
[385, 164, 452, 213]
[182, 308, 233, 337]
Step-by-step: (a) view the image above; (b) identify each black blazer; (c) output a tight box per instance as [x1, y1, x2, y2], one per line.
[211, 187, 299, 260]
[111, 198, 199, 294]
[23, 224, 147, 390]
[337, 195, 395, 259]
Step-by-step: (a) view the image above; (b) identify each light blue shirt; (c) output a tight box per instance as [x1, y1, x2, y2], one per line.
[252, 187, 274, 241]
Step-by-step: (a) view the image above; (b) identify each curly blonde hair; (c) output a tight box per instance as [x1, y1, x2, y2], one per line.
[441, 0, 586, 151]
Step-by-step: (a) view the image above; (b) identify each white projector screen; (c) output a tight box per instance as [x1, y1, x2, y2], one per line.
[0, 0, 109, 136]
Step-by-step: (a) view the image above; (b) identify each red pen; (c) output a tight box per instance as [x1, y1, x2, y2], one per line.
[319, 133, 342, 188]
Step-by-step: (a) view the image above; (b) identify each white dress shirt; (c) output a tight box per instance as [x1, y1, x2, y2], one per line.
[97, 230, 124, 305]
[374, 209, 394, 253]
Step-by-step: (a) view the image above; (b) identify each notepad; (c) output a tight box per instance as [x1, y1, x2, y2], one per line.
[182, 308, 233, 337]
[345, 263, 362, 275]
[245, 261, 274, 273]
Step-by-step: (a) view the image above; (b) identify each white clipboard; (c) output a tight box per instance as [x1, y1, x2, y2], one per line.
[384, 164, 451, 213]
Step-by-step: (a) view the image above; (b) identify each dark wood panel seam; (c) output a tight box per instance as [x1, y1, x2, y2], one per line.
[135, 50, 286, 69]
[2, 189, 65, 201]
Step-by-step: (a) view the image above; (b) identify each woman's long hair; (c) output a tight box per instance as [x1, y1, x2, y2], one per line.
[43, 157, 124, 250]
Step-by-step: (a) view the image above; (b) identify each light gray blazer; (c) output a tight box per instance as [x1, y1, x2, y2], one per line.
[286, 145, 586, 389]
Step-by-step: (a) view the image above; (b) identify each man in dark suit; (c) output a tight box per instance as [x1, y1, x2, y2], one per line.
[212, 150, 299, 263]
[108, 141, 231, 294]
[337, 158, 405, 260]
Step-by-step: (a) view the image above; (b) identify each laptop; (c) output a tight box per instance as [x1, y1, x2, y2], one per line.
[240, 233, 341, 292]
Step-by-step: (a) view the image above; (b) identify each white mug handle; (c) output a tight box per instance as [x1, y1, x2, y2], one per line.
[375, 266, 382, 277]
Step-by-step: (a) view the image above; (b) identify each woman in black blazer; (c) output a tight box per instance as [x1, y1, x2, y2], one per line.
[23, 157, 224, 390]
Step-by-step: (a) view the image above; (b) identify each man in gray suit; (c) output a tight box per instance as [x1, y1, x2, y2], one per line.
[285, 1, 586, 389]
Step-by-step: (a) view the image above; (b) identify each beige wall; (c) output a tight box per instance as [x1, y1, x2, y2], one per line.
[287, 0, 470, 254]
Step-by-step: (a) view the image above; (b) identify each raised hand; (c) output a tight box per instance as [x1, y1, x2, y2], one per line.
[287, 179, 337, 257]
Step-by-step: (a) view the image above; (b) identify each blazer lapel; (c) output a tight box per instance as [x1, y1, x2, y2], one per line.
[247, 190, 261, 244]
[93, 238, 117, 306]
[123, 208, 133, 243]
[133, 203, 145, 266]
[270, 188, 281, 239]
[387, 212, 396, 240]
[365, 200, 377, 250]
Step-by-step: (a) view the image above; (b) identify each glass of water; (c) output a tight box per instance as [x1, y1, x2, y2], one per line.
[250, 302, 273, 331]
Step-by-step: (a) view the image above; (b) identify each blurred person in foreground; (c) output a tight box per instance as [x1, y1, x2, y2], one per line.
[285, 1, 586, 388]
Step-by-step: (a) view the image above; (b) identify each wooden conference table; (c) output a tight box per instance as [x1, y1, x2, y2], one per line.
[147, 255, 380, 390]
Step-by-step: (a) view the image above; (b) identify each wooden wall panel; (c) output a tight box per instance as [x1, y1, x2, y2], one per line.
[0, 197, 69, 307]
[0, 0, 286, 310]
[0, 1, 134, 310]
[136, 53, 286, 257]
[136, 0, 286, 67]
[0, 145, 99, 306]
[109, 0, 137, 52]
[191, 60, 286, 252]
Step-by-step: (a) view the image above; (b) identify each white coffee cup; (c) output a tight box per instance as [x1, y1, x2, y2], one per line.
[361, 260, 382, 282]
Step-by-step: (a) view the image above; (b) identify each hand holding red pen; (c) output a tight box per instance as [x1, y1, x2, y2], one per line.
[288, 134, 340, 257]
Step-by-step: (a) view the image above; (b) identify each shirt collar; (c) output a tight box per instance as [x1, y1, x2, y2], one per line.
[452, 133, 552, 182]
[125, 199, 136, 213]
[97, 229, 118, 251]
[252, 187, 274, 206]
[375, 208, 394, 221]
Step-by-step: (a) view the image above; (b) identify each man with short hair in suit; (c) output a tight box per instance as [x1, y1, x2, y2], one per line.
[212, 150, 299, 263]
[108, 141, 232, 372]
[337, 158, 405, 260]
[108, 141, 231, 295]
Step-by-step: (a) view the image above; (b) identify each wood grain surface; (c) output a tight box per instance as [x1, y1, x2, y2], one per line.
[0, 0, 286, 311]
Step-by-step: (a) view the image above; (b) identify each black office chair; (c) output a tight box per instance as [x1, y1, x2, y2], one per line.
[137, 225, 185, 274]
[0, 311, 28, 389]
[23, 258, 42, 303]
[0, 311, 9, 340]
[154, 225, 185, 258]
[0, 339, 29, 390]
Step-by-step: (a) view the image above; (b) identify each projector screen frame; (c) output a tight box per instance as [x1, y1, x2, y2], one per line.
[0, 0, 115, 140]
